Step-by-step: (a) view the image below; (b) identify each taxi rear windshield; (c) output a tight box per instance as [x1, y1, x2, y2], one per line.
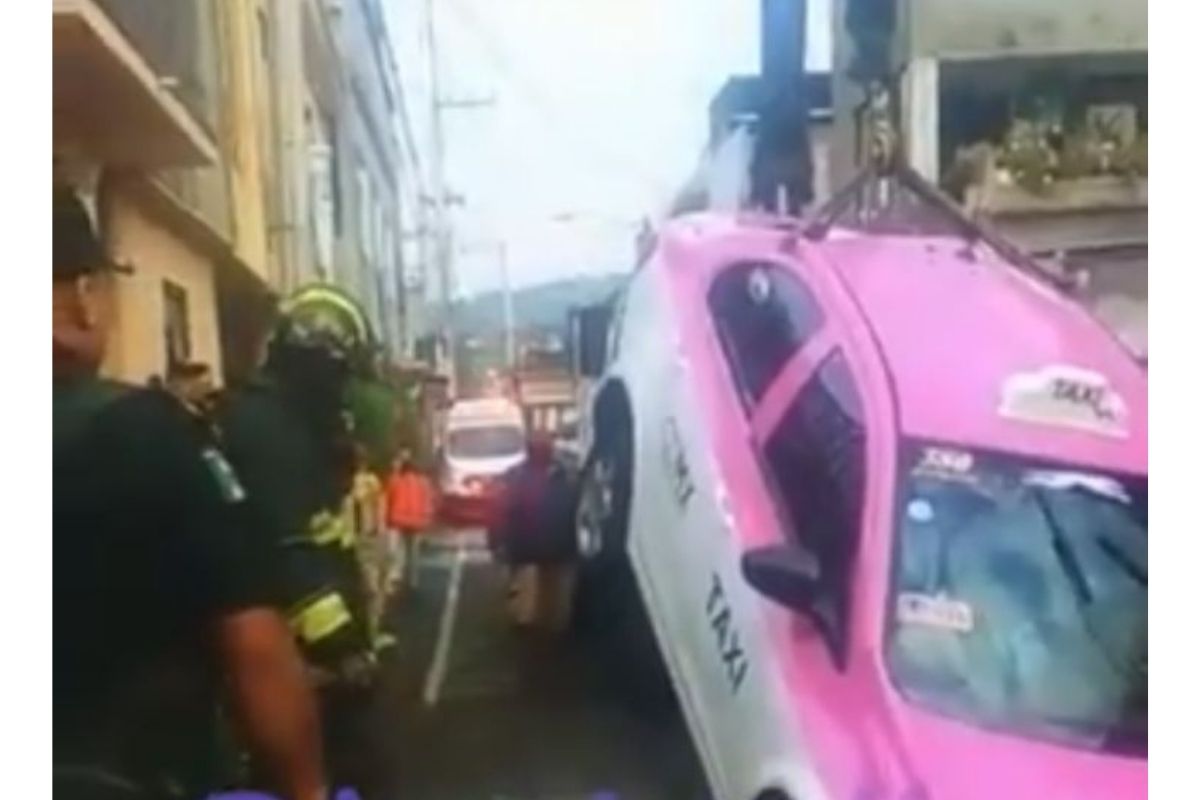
[886, 442, 1147, 757]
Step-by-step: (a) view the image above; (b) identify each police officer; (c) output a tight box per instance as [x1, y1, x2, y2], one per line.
[53, 184, 328, 800]
[218, 285, 383, 795]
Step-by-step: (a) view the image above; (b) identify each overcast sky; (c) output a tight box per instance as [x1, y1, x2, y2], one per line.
[387, 0, 832, 297]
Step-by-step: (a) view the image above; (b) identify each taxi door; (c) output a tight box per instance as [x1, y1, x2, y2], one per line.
[672, 258, 845, 799]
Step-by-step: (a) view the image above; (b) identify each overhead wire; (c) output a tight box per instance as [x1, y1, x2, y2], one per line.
[439, 0, 674, 198]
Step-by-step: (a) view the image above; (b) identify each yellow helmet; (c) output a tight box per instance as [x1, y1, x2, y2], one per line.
[275, 283, 373, 361]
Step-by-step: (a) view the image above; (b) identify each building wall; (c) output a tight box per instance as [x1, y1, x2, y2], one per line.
[327, 0, 405, 355]
[902, 0, 1146, 61]
[214, 0, 274, 284]
[101, 188, 223, 384]
[278, 0, 406, 359]
[58, 0, 413, 385]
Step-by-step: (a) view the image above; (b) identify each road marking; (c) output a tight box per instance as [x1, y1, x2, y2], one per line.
[422, 548, 492, 569]
[422, 542, 467, 707]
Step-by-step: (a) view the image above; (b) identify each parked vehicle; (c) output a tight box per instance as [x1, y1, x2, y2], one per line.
[438, 398, 527, 527]
[572, 200, 1147, 799]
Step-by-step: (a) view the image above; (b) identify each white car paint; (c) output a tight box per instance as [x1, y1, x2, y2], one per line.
[593, 263, 824, 800]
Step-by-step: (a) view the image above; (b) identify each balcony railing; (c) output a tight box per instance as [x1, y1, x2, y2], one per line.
[92, 0, 220, 135]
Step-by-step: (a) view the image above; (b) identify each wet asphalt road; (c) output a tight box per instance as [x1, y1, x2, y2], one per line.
[366, 529, 712, 800]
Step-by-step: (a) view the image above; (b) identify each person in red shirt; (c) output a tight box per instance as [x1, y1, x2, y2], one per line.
[384, 450, 435, 591]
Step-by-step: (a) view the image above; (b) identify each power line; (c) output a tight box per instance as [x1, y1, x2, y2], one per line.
[440, 0, 672, 197]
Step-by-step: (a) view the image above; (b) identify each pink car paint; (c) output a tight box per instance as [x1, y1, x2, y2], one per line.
[657, 213, 1147, 799]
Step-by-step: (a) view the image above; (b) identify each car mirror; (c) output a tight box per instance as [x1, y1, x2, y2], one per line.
[741, 544, 821, 615]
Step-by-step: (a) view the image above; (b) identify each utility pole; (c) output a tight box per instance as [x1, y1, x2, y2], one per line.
[423, 0, 495, 391]
[498, 242, 515, 369]
[754, 0, 813, 214]
[424, 0, 452, 382]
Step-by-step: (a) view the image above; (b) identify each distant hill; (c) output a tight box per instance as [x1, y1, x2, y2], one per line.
[453, 274, 626, 338]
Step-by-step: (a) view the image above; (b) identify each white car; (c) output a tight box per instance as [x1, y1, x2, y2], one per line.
[438, 397, 527, 526]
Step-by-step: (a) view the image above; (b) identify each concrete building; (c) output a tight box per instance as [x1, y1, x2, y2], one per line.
[54, 0, 277, 384]
[334, 0, 406, 354]
[54, 0, 419, 384]
[270, 0, 412, 358]
[830, 0, 1148, 355]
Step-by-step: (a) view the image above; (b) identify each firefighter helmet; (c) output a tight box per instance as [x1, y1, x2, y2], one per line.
[274, 283, 373, 362]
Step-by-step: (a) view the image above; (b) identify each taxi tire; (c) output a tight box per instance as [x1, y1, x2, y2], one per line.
[573, 421, 677, 716]
[570, 416, 635, 633]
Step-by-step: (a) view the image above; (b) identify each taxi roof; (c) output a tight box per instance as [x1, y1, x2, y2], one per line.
[655, 213, 1145, 472]
[813, 232, 1147, 472]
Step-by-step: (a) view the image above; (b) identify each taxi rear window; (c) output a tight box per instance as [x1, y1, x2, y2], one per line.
[709, 261, 824, 408]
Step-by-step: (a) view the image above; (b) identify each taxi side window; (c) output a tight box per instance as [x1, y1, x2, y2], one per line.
[606, 287, 628, 365]
[761, 349, 865, 665]
[709, 261, 825, 409]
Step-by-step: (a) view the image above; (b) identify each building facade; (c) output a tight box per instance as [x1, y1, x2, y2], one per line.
[53, 0, 419, 385]
[830, 0, 1148, 355]
[55, 0, 291, 384]
[270, 0, 414, 359]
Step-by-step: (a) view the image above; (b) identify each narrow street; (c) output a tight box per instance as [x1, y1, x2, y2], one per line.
[369, 530, 712, 800]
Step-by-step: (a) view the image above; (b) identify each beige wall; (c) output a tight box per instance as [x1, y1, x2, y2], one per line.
[101, 187, 223, 384]
[215, 0, 274, 284]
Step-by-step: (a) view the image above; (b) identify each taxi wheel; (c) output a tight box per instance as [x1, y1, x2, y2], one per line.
[572, 422, 676, 715]
[574, 422, 632, 563]
[571, 419, 634, 632]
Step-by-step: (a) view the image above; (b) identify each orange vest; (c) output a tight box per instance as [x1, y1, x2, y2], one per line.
[385, 471, 434, 530]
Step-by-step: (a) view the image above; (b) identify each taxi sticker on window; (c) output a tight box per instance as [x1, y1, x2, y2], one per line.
[916, 447, 974, 476]
[913, 446, 980, 487]
[906, 498, 935, 523]
[896, 592, 975, 633]
[998, 365, 1128, 438]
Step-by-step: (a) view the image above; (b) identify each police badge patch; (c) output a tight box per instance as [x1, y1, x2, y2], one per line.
[201, 448, 247, 503]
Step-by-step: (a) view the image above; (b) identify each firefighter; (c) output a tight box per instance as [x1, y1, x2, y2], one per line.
[218, 284, 383, 795]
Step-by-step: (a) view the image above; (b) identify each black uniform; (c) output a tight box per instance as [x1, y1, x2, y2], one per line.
[218, 374, 370, 662]
[54, 376, 276, 799]
[219, 374, 379, 794]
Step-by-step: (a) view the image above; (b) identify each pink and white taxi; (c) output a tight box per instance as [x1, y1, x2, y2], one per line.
[574, 210, 1147, 800]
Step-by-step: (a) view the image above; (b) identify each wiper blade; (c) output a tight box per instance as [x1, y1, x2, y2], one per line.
[1031, 489, 1094, 605]
[1097, 536, 1147, 587]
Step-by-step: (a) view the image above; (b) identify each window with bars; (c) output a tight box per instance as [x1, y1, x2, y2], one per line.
[162, 281, 192, 371]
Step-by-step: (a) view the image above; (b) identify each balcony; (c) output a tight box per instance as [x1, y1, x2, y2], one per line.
[902, 0, 1146, 61]
[53, 0, 217, 167]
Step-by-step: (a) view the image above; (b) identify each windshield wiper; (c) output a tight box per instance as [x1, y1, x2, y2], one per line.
[1097, 536, 1147, 587]
[1032, 488, 1148, 738]
[1031, 489, 1094, 605]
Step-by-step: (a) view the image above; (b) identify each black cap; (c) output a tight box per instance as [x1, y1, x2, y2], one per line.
[53, 185, 129, 280]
